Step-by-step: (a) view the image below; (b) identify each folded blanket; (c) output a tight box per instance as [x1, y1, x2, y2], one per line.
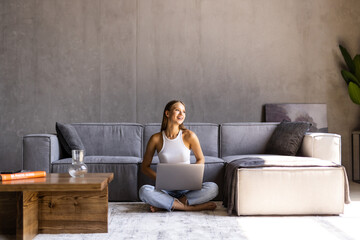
[223, 157, 351, 215]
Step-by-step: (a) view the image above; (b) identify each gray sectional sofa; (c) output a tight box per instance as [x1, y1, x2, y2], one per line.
[23, 122, 347, 215]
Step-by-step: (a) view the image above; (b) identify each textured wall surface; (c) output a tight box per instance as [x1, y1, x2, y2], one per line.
[1, 0, 360, 178]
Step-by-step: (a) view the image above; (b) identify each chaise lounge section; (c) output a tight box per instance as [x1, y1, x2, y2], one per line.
[220, 123, 347, 215]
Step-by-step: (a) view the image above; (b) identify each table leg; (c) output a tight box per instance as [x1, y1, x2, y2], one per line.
[0, 192, 17, 235]
[0, 191, 39, 240]
[17, 191, 39, 240]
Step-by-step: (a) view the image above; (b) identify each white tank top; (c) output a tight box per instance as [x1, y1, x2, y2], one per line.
[158, 130, 191, 164]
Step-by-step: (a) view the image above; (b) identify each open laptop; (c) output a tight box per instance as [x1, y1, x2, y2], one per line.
[155, 163, 204, 191]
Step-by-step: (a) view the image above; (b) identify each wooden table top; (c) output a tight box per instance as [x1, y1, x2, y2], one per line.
[0, 173, 114, 192]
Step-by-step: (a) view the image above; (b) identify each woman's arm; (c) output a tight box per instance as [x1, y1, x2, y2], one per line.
[187, 131, 205, 164]
[141, 134, 159, 180]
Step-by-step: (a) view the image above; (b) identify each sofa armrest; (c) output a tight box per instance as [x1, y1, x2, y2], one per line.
[23, 134, 60, 173]
[299, 133, 341, 164]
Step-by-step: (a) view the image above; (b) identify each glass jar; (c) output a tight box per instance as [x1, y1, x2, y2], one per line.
[68, 150, 87, 177]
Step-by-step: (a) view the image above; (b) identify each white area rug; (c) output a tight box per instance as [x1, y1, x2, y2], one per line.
[30, 200, 360, 240]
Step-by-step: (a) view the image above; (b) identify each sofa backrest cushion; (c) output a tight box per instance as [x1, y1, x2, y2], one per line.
[71, 123, 143, 157]
[186, 123, 219, 157]
[220, 122, 278, 157]
[143, 123, 219, 157]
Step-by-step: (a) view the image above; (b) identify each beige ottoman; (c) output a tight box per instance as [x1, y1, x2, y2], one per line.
[235, 165, 346, 215]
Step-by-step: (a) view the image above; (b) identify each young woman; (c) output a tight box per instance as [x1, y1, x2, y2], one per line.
[139, 100, 219, 212]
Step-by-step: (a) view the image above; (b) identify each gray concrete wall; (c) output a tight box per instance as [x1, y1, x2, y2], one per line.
[1, 0, 360, 178]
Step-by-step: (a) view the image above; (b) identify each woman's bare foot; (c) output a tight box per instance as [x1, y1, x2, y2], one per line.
[172, 200, 217, 211]
[149, 205, 163, 212]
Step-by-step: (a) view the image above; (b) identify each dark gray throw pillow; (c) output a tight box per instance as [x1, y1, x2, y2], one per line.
[265, 121, 311, 156]
[56, 122, 85, 156]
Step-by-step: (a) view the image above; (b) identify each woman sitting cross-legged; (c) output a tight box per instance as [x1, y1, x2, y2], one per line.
[139, 100, 218, 212]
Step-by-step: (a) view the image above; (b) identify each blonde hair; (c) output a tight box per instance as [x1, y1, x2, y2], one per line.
[160, 100, 187, 131]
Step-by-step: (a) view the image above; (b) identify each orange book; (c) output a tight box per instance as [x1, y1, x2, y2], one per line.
[0, 171, 46, 181]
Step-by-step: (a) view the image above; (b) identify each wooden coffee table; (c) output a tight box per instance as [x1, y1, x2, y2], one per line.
[0, 173, 114, 240]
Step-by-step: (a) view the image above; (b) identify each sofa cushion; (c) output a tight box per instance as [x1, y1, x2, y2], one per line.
[185, 123, 219, 157]
[52, 156, 142, 165]
[71, 123, 143, 157]
[220, 123, 278, 157]
[55, 122, 85, 157]
[222, 154, 322, 163]
[265, 121, 311, 156]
